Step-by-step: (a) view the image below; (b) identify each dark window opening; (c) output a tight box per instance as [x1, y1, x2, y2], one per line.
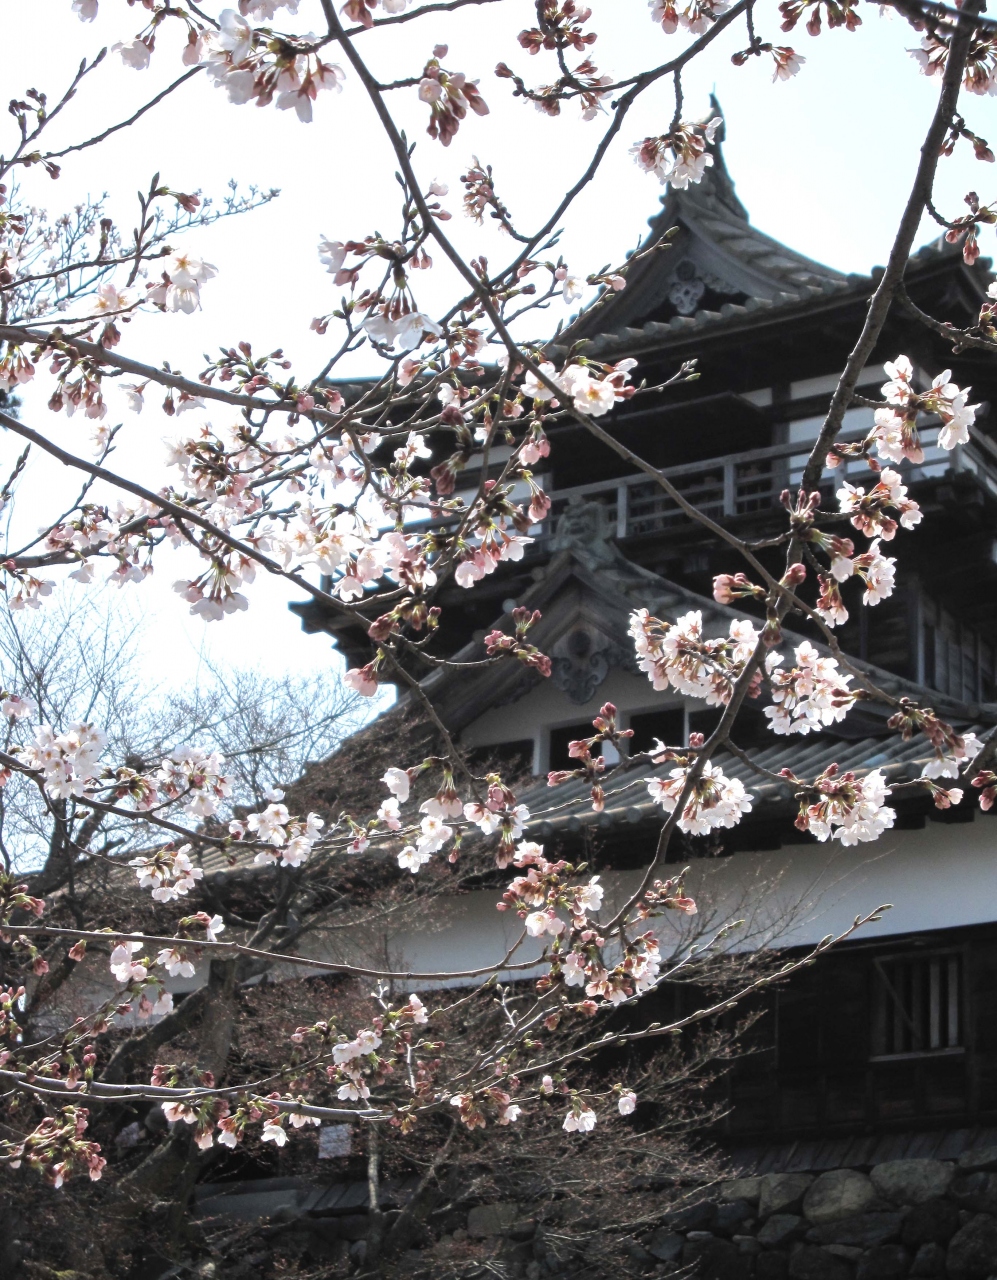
[548, 722, 602, 773]
[464, 739, 534, 778]
[872, 953, 962, 1058]
[689, 705, 770, 750]
[628, 708, 685, 756]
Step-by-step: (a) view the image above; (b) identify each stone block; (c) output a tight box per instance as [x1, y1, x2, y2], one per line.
[826, 1246, 863, 1261]
[908, 1243, 945, 1278]
[646, 1230, 683, 1263]
[855, 1244, 910, 1280]
[808, 1214, 903, 1249]
[468, 1203, 518, 1238]
[869, 1161, 954, 1206]
[945, 1212, 997, 1280]
[758, 1214, 805, 1248]
[804, 1172, 878, 1226]
[681, 1236, 750, 1280]
[721, 1177, 763, 1204]
[899, 1197, 959, 1248]
[669, 1199, 718, 1232]
[788, 1245, 854, 1280]
[948, 1172, 997, 1216]
[715, 1199, 754, 1237]
[760, 1174, 816, 1219]
[956, 1145, 997, 1173]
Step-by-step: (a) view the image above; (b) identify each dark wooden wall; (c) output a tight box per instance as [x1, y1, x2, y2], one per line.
[723, 924, 997, 1141]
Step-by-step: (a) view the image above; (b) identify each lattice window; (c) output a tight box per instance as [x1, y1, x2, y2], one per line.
[871, 952, 962, 1058]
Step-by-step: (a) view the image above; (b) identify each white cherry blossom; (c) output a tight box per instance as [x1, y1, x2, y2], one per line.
[563, 1105, 597, 1132]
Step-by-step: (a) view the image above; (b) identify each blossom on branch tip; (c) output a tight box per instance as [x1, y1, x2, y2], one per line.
[398, 845, 431, 872]
[650, 0, 730, 33]
[631, 116, 722, 188]
[765, 642, 855, 735]
[793, 766, 895, 845]
[647, 762, 753, 835]
[563, 1104, 597, 1132]
[113, 40, 153, 71]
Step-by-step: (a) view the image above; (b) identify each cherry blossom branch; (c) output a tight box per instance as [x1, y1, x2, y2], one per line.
[518, 907, 890, 1079]
[8, 923, 539, 984]
[0, 1066, 378, 1122]
[30, 68, 204, 166]
[896, 281, 997, 354]
[1, 51, 107, 179]
[489, 0, 754, 297]
[346, 0, 505, 35]
[0, 408, 368, 623]
[0, 326, 329, 423]
[799, 0, 982, 494]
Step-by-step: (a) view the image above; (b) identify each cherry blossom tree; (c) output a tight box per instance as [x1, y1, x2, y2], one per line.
[1, 0, 996, 1272]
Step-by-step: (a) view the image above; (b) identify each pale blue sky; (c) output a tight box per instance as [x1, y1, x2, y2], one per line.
[3, 0, 994, 689]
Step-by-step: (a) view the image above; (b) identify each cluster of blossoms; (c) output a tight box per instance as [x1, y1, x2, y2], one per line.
[554, 928, 666, 1007]
[836, 469, 922, 541]
[765, 642, 856, 736]
[911, 32, 997, 98]
[788, 765, 896, 845]
[730, 40, 805, 81]
[327, 1026, 383, 1102]
[418, 48, 489, 146]
[5, 1106, 106, 1188]
[778, 0, 859, 35]
[107, 6, 348, 125]
[379, 765, 530, 870]
[649, 0, 730, 36]
[630, 608, 760, 706]
[147, 251, 218, 315]
[379, 764, 459, 870]
[813, 538, 896, 627]
[107, 941, 178, 1019]
[885, 701, 985, 799]
[229, 798, 325, 868]
[519, 2, 596, 54]
[157, 746, 232, 818]
[829, 357, 979, 470]
[18, 722, 106, 800]
[875, 356, 978, 458]
[498, 840, 604, 940]
[647, 760, 753, 835]
[484, 607, 553, 679]
[42, 500, 156, 584]
[546, 702, 633, 812]
[278, 510, 408, 604]
[973, 769, 997, 811]
[130, 846, 204, 903]
[521, 357, 637, 417]
[630, 116, 723, 189]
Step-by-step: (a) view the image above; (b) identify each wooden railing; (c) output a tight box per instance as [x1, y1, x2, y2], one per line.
[535, 423, 997, 543]
[402, 423, 997, 546]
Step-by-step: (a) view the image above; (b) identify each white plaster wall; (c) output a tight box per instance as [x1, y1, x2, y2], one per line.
[40, 817, 997, 1023]
[369, 815, 997, 987]
[460, 669, 689, 772]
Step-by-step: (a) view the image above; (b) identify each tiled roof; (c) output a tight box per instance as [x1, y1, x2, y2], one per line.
[725, 1126, 997, 1176]
[553, 103, 989, 359]
[522, 722, 991, 841]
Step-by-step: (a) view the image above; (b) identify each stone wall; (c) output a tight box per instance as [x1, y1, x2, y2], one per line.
[630, 1152, 997, 1280]
[187, 1150, 997, 1277]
